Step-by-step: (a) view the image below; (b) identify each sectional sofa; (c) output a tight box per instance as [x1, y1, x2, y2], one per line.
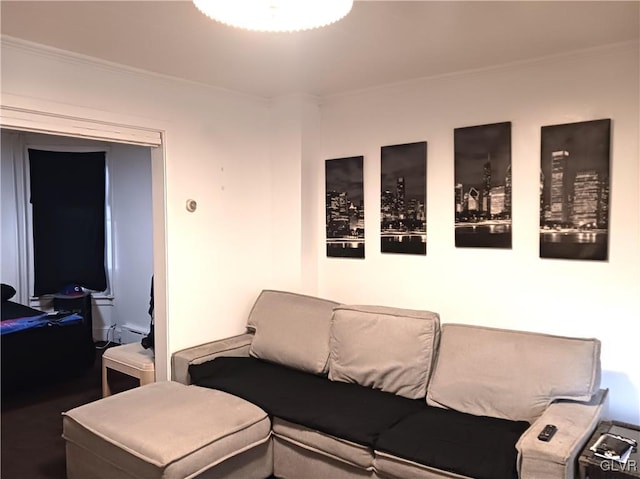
[172, 289, 608, 479]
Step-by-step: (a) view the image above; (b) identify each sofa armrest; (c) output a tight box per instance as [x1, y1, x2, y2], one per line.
[171, 332, 254, 384]
[516, 388, 609, 479]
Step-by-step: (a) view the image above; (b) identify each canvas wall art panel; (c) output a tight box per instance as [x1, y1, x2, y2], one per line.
[454, 122, 512, 248]
[326, 156, 365, 258]
[380, 141, 427, 255]
[539, 119, 611, 261]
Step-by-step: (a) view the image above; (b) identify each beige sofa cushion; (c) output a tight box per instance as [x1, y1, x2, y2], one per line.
[247, 290, 339, 375]
[328, 305, 440, 400]
[426, 324, 601, 423]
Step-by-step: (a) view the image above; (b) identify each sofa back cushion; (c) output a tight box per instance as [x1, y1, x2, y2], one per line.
[247, 290, 339, 375]
[328, 305, 440, 400]
[426, 324, 601, 423]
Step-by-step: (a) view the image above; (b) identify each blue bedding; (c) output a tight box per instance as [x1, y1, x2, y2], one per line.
[0, 312, 83, 335]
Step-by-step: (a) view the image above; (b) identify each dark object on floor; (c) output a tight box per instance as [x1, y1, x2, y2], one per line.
[1, 285, 95, 394]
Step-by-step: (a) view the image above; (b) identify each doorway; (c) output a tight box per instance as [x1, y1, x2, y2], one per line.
[2, 130, 155, 344]
[0, 105, 168, 380]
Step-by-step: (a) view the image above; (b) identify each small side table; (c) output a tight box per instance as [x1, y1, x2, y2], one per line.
[102, 343, 155, 397]
[578, 421, 640, 479]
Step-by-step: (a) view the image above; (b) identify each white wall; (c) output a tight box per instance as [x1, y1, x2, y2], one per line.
[2, 36, 637, 422]
[267, 94, 322, 294]
[1, 131, 21, 291]
[315, 43, 640, 423]
[1, 38, 292, 380]
[108, 141, 154, 341]
[0, 130, 154, 341]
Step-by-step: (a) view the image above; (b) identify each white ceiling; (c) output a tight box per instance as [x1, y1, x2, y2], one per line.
[1, 1, 639, 98]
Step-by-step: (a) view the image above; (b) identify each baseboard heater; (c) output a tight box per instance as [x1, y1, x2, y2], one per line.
[117, 325, 147, 345]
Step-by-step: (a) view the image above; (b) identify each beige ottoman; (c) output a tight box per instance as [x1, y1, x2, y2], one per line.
[63, 381, 272, 479]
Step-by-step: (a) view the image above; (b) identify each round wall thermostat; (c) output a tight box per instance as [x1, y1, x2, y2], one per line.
[186, 199, 197, 212]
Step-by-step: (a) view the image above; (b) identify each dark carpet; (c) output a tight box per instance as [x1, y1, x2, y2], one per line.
[1, 344, 137, 479]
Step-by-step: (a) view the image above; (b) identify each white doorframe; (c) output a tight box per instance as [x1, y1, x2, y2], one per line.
[0, 104, 170, 382]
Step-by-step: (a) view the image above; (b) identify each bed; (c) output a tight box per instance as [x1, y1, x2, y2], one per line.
[1, 283, 96, 394]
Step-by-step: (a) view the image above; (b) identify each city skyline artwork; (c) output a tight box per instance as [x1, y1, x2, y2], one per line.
[539, 118, 611, 261]
[325, 156, 365, 258]
[381, 141, 427, 255]
[454, 121, 513, 249]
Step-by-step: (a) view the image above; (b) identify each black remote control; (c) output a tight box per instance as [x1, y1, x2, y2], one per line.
[537, 424, 557, 442]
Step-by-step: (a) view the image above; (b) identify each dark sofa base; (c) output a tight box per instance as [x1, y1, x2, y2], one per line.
[273, 436, 375, 479]
[190, 357, 528, 479]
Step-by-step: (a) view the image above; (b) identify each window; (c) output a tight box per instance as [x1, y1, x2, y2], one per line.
[28, 148, 108, 296]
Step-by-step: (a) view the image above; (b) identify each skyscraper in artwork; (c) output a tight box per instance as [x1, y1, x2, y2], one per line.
[549, 150, 570, 224]
[482, 157, 491, 216]
[572, 170, 600, 227]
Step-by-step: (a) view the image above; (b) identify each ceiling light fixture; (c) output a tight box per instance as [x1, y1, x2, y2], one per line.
[192, 0, 354, 33]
